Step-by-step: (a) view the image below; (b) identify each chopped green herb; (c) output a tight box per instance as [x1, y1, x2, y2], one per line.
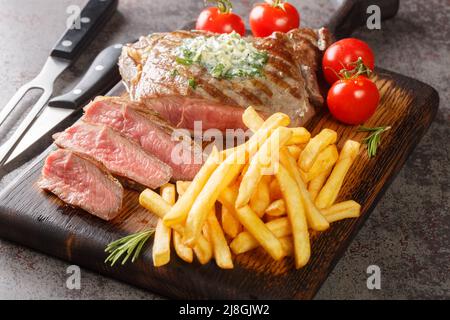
[176, 57, 193, 66]
[211, 63, 225, 78]
[174, 31, 268, 80]
[188, 77, 197, 90]
[170, 69, 179, 77]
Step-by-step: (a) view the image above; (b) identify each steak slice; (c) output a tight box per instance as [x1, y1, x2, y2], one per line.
[53, 122, 172, 189]
[82, 96, 203, 180]
[38, 149, 124, 221]
[119, 28, 332, 129]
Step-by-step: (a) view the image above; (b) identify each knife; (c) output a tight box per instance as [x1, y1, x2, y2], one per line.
[0, 0, 118, 166]
[0, 43, 124, 174]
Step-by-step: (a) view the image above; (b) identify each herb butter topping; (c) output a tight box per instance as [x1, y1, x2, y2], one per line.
[175, 31, 268, 79]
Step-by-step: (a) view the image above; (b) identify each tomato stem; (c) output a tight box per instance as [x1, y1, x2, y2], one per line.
[266, 0, 287, 10]
[206, 0, 233, 14]
[339, 57, 372, 80]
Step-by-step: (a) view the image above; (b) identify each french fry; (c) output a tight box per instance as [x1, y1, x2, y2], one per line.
[315, 140, 360, 209]
[152, 184, 175, 267]
[249, 175, 271, 217]
[287, 145, 302, 161]
[236, 127, 292, 208]
[264, 215, 279, 222]
[299, 128, 337, 172]
[286, 127, 311, 145]
[163, 147, 221, 227]
[218, 184, 239, 212]
[184, 145, 247, 247]
[275, 164, 310, 268]
[244, 111, 290, 158]
[173, 230, 193, 263]
[265, 199, 286, 217]
[139, 189, 212, 264]
[279, 236, 294, 256]
[185, 112, 290, 246]
[230, 217, 291, 254]
[242, 106, 264, 132]
[172, 182, 193, 263]
[202, 218, 212, 242]
[221, 205, 241, 238]
[279, 148, 330, 231]
[321, 200, 361, 223]
[308, 167, 332, 201]
[160, 183, 176, 205]
[269, 178, 283, 200]
[175, 181, 191, 196]
[300, 144, 339, 182]
[207, 208, 234, 269]
[235, 205, 286, 260]
[153, 219, 171, 267]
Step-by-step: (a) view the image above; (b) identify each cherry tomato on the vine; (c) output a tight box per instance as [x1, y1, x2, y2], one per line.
[249, 0, 300, 37]
[322, 38, 375, 84]
[327, 76, 380, 125]
[196, 0, 245, 36]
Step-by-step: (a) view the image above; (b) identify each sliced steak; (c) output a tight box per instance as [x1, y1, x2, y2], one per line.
[82, 96, 203, 180]
[39, 149, 124, 220]
[140, 96, 246, 131]
[53, 122, 172, 189]
[119, 28, 331, 129]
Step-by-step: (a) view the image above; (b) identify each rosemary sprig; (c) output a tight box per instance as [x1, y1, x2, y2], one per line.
[358, 125, 391, 158]
[104, 229, 155, 266]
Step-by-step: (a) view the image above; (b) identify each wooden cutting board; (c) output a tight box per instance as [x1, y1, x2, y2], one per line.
[0, 68, 438, 299]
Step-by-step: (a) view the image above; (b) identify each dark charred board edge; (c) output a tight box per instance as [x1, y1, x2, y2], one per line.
[0, 68, 440, 300]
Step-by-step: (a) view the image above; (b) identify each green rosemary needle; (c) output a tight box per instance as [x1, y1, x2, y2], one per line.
[104, 229, 155, 266]
[358, 125, 391, 158]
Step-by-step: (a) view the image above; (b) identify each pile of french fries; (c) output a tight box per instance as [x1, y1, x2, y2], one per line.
[139, 107, 362, 269]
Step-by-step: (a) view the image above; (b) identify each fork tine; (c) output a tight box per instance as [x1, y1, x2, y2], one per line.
[0, 89, 52, 166]
[0, 83, 37, 127]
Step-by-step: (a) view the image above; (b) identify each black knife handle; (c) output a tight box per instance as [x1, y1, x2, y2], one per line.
[48, 43, 123, 109]
[326, 0, 400, 39]
[51, 0, 118, 60]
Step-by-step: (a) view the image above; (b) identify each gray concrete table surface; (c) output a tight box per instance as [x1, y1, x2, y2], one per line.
[0, 0, 448, 300]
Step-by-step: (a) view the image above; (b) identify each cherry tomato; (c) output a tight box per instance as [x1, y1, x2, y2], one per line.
[327, 76, 380, 125]
[249, 1, 300, 37]
[196, 1, 245, 36]
[322, 38, 375, 84]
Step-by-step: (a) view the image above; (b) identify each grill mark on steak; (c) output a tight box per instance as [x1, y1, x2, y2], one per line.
[251, 79, 273, 98]
[119, 27, 332, 128]
[238, 87, 264, 106]
[195, 78, 239, 106]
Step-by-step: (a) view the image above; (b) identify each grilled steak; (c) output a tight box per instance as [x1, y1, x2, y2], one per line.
[53, 122, 172, 189]
[119, 28, 331, 130]
[39, 149, 124, 220]
[82, 96, 203, 180]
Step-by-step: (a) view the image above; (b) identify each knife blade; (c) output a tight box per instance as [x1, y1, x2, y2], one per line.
[0, 43, 125, 169]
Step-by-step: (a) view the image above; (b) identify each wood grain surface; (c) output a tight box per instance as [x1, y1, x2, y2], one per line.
[0, 67, 438, 299]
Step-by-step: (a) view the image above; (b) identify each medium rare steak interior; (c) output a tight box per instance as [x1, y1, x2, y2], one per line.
[53, 122, 173, 190]
[119, 28, 331, 130]
[82, 96, 203, 181]
[39, 149, 124, 221]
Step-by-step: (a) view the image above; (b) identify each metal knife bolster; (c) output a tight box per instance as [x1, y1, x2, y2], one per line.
[48, 43, 123, 109]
